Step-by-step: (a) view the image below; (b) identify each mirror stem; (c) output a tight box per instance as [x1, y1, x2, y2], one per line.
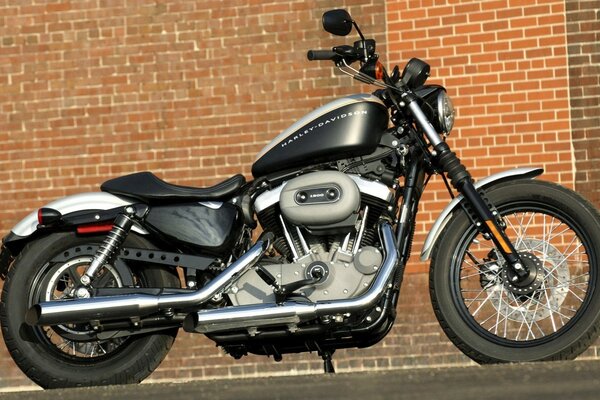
[352, 21, 365, 41]
[351, 21, 368, 61]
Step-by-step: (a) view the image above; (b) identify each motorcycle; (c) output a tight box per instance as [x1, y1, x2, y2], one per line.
[2, 9, 600, 389]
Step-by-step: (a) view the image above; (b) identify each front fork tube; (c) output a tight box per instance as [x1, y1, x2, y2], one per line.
[434, 142, 528, 280]
[395, 158, 424, 269]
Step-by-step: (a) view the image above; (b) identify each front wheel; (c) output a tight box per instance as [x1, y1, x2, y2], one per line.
[0, 232, 181, 388]
[430, 180, 600, 363]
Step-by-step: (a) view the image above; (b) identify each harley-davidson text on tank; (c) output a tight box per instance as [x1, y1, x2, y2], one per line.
[280, 110, 368, 148]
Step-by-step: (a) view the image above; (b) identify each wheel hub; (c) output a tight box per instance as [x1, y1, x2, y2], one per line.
[502, 252, 544, 296]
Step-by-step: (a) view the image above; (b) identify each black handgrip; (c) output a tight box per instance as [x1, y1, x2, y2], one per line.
[307, 49, 337, 61]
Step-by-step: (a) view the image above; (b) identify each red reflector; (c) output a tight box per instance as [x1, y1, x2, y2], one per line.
[375, 61, 384, 80]
[77, 223, 114, 234]
[37, 209, 43, 225]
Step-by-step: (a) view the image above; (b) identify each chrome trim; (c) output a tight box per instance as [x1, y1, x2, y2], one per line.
[279, 215, 299, 260]
[341, 232, 351, 252]
[296, 226, 310, 255]
[409, 101, 443, 147]
[184, 303, 309, 333]
[26, 294, 160, 326]
[353, 205, 369, 255]
[11, 192, 148, 237]
[198, 201, 223, 210]
[28, 236, 271, 325]
[184, 223, 398, 334]
[253, 184, 284, 214]
[348, 175, 393, 202]
[420, 167, 544, 261]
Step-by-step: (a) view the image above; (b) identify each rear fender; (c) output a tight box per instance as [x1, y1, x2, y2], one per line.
[420, 167, 544, 261]
[2, 192, 148, 258]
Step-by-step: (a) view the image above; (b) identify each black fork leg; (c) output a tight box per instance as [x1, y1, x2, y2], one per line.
[434, 142, 528, 280]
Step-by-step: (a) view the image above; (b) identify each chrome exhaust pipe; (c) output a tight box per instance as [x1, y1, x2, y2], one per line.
[183, 222, 398, 334]
[26, 234, 273, 326]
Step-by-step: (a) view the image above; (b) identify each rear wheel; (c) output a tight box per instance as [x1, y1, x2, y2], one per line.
[0, 232, 180, 388]
[430, 180, 600, 363]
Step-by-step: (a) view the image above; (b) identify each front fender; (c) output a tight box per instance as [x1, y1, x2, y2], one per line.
[420, 167, 544, 261]
[6, 192, 148, 246]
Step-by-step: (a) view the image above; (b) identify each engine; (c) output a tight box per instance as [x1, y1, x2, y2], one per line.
[228, 171, 393, 306]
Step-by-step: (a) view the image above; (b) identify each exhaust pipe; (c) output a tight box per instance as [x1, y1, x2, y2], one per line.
[183, 222, 398, 334]
[26, 234, 273, 326]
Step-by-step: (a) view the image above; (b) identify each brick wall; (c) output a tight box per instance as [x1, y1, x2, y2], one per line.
[0, 0, 597, 390]
[567, 0, 600, 206]
[387, 0, 576, 274]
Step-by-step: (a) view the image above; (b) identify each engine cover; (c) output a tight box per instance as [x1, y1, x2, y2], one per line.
[228, 246, 383, 306]
[280, 171, 360, 228]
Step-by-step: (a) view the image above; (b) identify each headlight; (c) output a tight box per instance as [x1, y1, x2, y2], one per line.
[436, 91, 455, 134]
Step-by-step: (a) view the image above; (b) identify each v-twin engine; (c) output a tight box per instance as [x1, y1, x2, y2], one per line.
[241, 171, 394, 306]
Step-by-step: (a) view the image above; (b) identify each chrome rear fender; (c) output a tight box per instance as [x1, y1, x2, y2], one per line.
[420, 167, 544, 261]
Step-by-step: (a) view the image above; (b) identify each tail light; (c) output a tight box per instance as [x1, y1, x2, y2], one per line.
[37, 208, 62, 226]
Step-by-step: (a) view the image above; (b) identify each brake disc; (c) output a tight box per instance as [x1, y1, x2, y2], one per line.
[485, 238, 569, 323]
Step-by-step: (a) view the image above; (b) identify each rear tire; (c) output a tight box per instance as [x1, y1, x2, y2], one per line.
[0, 232, 180, 388]
[430, 180, 600, 363]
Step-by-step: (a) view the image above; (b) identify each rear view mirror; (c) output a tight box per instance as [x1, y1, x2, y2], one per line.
[322, 9, 353, 36]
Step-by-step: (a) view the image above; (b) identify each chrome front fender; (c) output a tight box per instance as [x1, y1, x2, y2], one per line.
[420, 167, 544, 261]
[10, 192, 148, 239]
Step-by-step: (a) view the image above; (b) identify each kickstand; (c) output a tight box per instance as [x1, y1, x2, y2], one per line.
[321, 351, 335, 374]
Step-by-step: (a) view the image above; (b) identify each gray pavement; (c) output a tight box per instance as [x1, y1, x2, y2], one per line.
[2, 359, 600, 400]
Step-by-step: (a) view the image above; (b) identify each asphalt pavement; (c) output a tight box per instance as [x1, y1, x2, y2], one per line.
[2, 359, 600, 400]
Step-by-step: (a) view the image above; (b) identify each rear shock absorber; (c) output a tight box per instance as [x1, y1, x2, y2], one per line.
[80, 208, 136, 286]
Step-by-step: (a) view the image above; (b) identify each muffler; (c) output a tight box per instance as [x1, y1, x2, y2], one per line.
[26, 234, 273, 326]
[183, 222, 398, 334]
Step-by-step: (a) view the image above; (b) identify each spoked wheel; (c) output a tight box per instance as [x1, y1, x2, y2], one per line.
[1, 232, 180, 388]
[430, 180, 600, 363]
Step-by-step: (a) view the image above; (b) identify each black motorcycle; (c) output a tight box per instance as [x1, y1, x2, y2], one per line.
[2, 10, 600, 388]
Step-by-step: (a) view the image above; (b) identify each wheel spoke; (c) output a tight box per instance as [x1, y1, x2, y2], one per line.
[470, 288, 498, 317]
[542, 241, 583, 280]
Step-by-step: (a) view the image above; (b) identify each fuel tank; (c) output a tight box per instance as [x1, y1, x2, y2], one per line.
[251, 94, 388, 177]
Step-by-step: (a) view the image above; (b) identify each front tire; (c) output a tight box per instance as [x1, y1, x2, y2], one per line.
[0, 232, 180, 388]
[430, 180, 600, 363]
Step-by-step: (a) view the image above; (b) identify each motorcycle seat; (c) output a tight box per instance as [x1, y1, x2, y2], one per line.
[100, 171, 246, 204]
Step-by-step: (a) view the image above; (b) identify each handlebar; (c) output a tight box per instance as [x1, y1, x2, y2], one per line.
[307, 50, 338, 61]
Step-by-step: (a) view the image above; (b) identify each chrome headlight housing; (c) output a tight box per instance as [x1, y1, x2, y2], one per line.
[436, 91, 455, 134]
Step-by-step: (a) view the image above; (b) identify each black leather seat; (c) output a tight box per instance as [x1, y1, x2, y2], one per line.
[101, 172, 246, 204]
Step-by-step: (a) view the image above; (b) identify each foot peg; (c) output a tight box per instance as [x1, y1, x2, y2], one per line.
[255, 265, 322, 303]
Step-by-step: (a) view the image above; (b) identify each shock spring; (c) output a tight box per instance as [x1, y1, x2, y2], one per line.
[80, 213, 134, 286]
